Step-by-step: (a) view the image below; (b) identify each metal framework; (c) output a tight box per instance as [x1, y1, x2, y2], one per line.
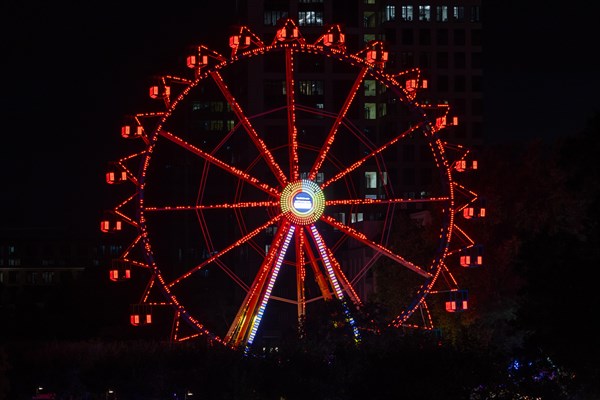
[102, 20, 484, 352]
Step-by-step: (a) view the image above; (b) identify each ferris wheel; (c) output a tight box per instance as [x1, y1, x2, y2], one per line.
[102, 19, 485, 352]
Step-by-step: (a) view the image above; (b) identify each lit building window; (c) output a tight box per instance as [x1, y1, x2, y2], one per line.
[210, 102, 224, 112]
[378, 103, 387, 117]
[363, 33, 376, 44]
[264, 11, 288, 26]
[351, 213, 364, 223]
[298, 11, 323, 26]
[436, 6, 449, 22]
[209, 120, 224, 131]
[452, 6, 465, 21]
[384, 5, 396, 22]
[364, 80, 376, 96]
[365, 171, 377, 188]
[418, 5, 431, 21]
[363, 11, 376, 28]
[298, 80, 324, 95]
[401, 5, 413, 21]
[364, 103, 376, 119]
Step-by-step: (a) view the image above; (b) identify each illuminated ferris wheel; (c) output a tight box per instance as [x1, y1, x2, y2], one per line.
[102, 19, 485, 351]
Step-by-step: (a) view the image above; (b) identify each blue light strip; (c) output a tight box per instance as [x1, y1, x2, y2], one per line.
[246, 225, 296, 346]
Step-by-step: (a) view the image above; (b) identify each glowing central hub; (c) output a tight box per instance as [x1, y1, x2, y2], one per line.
[280, 179, 325, 225]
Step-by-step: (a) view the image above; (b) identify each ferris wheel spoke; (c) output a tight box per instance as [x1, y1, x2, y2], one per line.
[226, 221, 296, 348]
[309, 67, 368, 181]
[209, 70, 288, 186]
[326, 196, 449, 207]
[295, 230, 306, 333]
[286, 48, 300, 181]
[158, 129, 279, 197]
[307, 225, 361, 341]
[321, 122, 425, 189]
[144, 200, 279, 212]
[167, 214, 283, 288]
[319, 214, 431, 278]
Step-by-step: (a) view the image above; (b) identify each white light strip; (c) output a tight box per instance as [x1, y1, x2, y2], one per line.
[309, 225, 361, 342]
[309, 225, 343, 299]
[247, 225, 296, 346]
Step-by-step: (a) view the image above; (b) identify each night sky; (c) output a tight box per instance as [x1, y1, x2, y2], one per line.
[1, 1, 599, 236]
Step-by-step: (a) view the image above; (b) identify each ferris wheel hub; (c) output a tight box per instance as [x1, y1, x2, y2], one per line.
[280, 179, 325, 225]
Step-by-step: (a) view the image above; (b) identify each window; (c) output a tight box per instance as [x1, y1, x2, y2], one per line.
[364, 80, 376, 96]
[419, 52, 431, 68]
[299, 172, 324, 183]
[363, 33, 376, 44]
[437, 52, 448, 68]
[264, 11, 287, 26]
[436, 6, 449, 22]
[472, 98, 483, 116]
[418, 5, 431, 21]
[378, 103, 387, 117]
[364, 0, 375, 3]
[401, 29, 414, 45]
[454, 29, 466, 46]
[437, 75, 449, 92]
[209, 120, 224, 131]
[437, 28, 448, 45]
[299, 11, 323, 26]
[472, 29, 482, 46]
[398, 51, 415, 68]
[419, 29, 431, 45]
[454, 75, 466, 92]
[472, 52, 482, 69]
[298, 80, 324, 95]
[265, 80, 286, 96]
[452, 6, 465, 22]
[454, 52, 466, 69]
[192, 102, 207, 111]
[334, 212, 346, 225]
[364, 103, 377, 119]
[365, 171, 377, 188]
[351, 213, 364, 223]
[383, 5, 395, 22]
[470, 6, 481, 22]
[210, 101, 224, 112]
[401, 5, 413, 21]
[364, 11, 377, 28]
[381, 172, 388, 185]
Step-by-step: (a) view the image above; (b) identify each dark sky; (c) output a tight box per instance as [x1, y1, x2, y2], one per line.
[1, 1, 599, 235]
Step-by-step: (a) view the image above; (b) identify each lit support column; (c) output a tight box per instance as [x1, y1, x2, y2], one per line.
[225, 220, 292, 347]
[246, 225, 296, 347]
